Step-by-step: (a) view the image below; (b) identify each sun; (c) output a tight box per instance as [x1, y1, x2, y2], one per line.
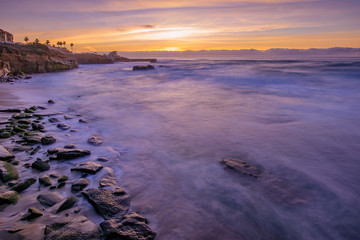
[160, 47, 182, 51]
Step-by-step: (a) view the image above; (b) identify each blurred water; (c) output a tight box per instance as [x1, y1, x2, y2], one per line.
[7, 59, 360, 239]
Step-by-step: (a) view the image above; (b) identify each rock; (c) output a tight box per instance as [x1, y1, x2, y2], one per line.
[0, 145, 15, 161]
[96, 157, 109, 162]
[133, 65, 155, 71]
[18, 124, 30, 129]
[71, 161, 103, 174]
[48, 99, 55, 104]
[57, 123, 71, 130]
[100, 212, 156, 240]
[0, 162, 19, 182]
[0, 109, 21, 113]
[23, 132, 45, 145]
[70, 129, 79, 132]
[220, 158, 262, 178]
[64, 144, 77, 149]
[0, 132, 11, 138]
[13, 126, 25, 132]
[31, 158, 50, 171]
[58, 175, 68, 182]
[53, 148, 91, 160]
[44, 216, 100, 239]
[37, 192, 64, 207]
[64, 115, 75, 120]
[11, 178, 36, 192]
[57, 182, 66, 188]
[13, 145, 32, 152]
[56, 196, 78, 213]
[12, 113, 33, 119]
[79, 118, 88, 123]
[87, 135, 103, 146]
[71, 178, 90, 191]
[30, 145, 41, 155]
[0, 191, 19, 205]
[47, 147, 62, 154]
[41, 135, 56, 145]
[39, 176, 52, 186]
[49, 117, 60, 123]
[99, 167, 117, 188]
[21, 207, 43, 221]
[82, 188, 131, 219]
[32, 122, 45, 131]
[18, 119, 32, 124]
[50, 174, 60, 178]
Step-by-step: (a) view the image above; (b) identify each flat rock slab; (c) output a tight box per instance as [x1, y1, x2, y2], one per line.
[99, 167, 117, 188]
[82, 188, 131, 219]
[71, 161, 103, 174]
[52, 149, 91, 160]
[100, 212, 156, 240]
[220, 158, 262, 178]
[37, 192, 64, 207]
[0, 145, 15, 161]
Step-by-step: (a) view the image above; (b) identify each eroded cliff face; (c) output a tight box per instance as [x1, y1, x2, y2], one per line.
[0, 43, 78, 74]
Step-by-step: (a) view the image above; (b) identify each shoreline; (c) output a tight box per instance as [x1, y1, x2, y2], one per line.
[0, 80, 156, 239]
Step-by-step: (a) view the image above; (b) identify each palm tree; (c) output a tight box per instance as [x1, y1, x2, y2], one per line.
[59, 42, 63, 48]
[70, 43, 74, 52]
[46, 40, 50, 45]
[34, 38, 39, 44]
[57, 41, 61, 47]
[24, 37, 29, 44]
[63, 41, 66, 48]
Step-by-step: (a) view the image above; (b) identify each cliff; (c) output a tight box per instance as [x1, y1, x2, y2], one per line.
[0, 43, 78, 75]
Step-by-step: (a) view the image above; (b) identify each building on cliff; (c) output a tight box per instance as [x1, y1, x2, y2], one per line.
[0, 29, 14, 43]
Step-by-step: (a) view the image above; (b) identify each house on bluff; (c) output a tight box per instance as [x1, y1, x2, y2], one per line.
[0, 29, 14, 43]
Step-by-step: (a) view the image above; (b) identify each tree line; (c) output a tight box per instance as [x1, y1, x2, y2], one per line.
[24, 37, 74, 52]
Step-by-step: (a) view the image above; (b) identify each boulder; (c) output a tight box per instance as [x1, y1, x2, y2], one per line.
[31, 123, 45, 131]
[21, 207, 43, 221]
[0, 145, 15, 161]
[71, 178, 90, 191]
[0, 162, 19, 182]
[220, 158, 262, 178]
[100, 212, 156, 240]
[0, 191, 19, 205]
[37, 192, 64, 207]
[0, 132, 11, 138]
[82, 188, 131, 219]
[57, 196, 78, 213]
[57, 123, 71, 130]
[52, 148, 91, 160]
[31, 158, 50, 172]
[39, 176, 52, 186]
[11, 178, 36, 192]
[23, 132, 45, 145]
[87, 135, 103, 146]
[71, 161, 103, 174]
[41, 135, 56, 145]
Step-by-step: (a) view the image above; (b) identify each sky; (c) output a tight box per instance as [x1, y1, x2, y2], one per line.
[0, 0, 359, 52]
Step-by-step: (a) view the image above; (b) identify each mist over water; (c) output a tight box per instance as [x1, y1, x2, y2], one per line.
[7, 59, 360, 239]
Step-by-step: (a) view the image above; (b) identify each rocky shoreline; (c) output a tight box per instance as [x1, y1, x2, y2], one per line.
[0, 100, 156, 239]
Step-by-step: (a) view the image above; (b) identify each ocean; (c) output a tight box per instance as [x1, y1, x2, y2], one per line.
[2, 58, 360, 239]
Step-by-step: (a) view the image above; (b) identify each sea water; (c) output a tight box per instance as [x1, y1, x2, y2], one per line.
[3, 58, 360, 239]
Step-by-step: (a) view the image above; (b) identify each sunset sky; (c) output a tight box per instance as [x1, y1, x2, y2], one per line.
[1, 0, 359, 52]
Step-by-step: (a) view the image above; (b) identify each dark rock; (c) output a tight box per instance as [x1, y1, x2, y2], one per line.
[71, 161, 103, 174]
[48, 99, 55, 104]
[0, 109, 21, 113]
[30, 145, 41, 155]
[39, 176, 52, 186]
[99, 167, 117, 188]
[82, 188, 131, 219]
[44, 216, 100, 239]
[0, 191, 19, 204]
[13, 126, 25, 132]
[23, 132, 44, 145]
[31, 158, 50, 172]
[57, 123, 71, 130]
[220, 158, 262, 178]
[47, 147, 62, 154]
[32, 122, 45, 131]
[41, 135, 56, 145]
[71, 178, 90, 191]
[7, 180, 19, 187]
[56, 196, 78, 213]
[79, 118, 88, 123]
[7, 228, 23, 233]
[133, 65, 155, 71]
[64, 144, 77, 149]
[58, 175, 68, 182]
[18, 119, 32, 124]
[53, 148, 91, 160]
[21, 207, 43, 221]
[96, 157, 109, 162]
[50, 174, 60, 178]
[37, 192, 64, 207]
[24, 76, 32, 79]
[0, 161, 19, 182]
[100, 212, 156, 240]
[57, 182, 66, 188]
[0, 132, 11, 138]
[49, 117, 60, 123]
[0, 145, 14, 161]
[11, 178, 36, 192]
[87, 135, 103, 146]
[18, 124, 30, 129]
